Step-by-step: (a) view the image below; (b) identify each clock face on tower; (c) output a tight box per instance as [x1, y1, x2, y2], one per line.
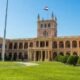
[43, 31, 48, 37]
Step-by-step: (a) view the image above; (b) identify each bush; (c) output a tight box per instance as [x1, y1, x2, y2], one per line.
[67, 55, 78, 66]
[55, 55, 68, 63]
[77, 57, 80, 64]
[62, 55, 69, 63]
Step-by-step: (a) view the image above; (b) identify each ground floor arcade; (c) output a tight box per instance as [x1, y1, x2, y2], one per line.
[0, 49, 79, 61]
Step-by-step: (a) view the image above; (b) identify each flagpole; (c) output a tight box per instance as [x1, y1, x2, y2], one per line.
[2, 0, 8, 61]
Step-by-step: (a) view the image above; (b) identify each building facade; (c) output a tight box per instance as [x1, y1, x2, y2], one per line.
[0, 14, 80, 61]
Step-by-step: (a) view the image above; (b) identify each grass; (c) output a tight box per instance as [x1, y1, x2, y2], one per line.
[0, 61, 80, 80]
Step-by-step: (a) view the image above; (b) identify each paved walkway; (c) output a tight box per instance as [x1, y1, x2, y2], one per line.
[18, 62, 39, 66]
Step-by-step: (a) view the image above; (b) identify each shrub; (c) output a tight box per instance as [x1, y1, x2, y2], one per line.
[62, 55, 69, 63]
[67, 55, 78, 65]
[55, 55, 67, 63]
[77, 57, 80, 64]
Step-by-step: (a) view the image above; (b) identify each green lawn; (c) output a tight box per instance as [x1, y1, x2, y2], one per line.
[0, 62, 80, 80]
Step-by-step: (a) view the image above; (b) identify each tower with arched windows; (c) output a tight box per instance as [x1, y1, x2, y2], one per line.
[37, 13, 57, 38]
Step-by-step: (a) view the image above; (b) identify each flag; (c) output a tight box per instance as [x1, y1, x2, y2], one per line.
[44, 6, 48, 11]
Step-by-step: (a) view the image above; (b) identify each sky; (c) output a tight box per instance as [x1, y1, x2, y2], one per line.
[0, 0, 80, 39]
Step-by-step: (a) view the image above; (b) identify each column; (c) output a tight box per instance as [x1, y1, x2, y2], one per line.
[11, 53, 13, 61]
[45, 51, 48, 61]
[34, 51, 36, 61]
[23, 42, 24, 50]
[77, 40, 79, 56]
[17, 52, 19, 61]
[28, 51, 32, 61]
[39, 41, 40, 48]
[48, 51, 50, 61]
[17, 42, 19, 50]
[64, 41, 65, 49]
[70, 40, 72, 55]
[22, 52, 24, 61]
[50, 51, 53, 61]
[40, 50, 42, 61]
[12, 42, 14, 50]
[57, 41, 59, 49]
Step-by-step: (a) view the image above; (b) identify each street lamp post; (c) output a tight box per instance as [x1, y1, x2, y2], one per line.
[2, 0, 8, 61]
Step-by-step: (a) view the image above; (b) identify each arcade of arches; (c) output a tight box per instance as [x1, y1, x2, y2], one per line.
[0, 39, 80, 61]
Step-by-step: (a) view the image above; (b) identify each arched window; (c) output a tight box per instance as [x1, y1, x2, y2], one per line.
[52, 41, 57, 48]
[29, 42, 33, 47]
[48, 23, 51, 28]
[59, 41, 64, 48]
[9, 43, 13, 49]
[46, 41, 49, 47]
[65, 41, 70, 48]
[43, 31, 48, 37]
[0, 44, 2, 48]
[44, 24, 47, 28]
[14, 43, 17, 49]
[36, 41, 39, 47]
[19, 42, 23, 49]
[40, 41, 45, 47]
[41, 24, 43, 28]
[24, 42, 28, 49]
[79, 41, 80, 47]
[72, 41, 77, 48]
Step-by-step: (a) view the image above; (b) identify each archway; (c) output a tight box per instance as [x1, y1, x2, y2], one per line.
[73, 52, 78, 56]
[65, 41, 70, 48]
[8, 53, 12, 60]
[59, 41, 64, 48]
[72, 41, 77, 48]
[0, 53, 1, 60]
[53, 52, 57, 60]
[13, 53, 17, 61]
[52, 41, 57, 48]
[19, 52, 23, 61]
[59, 52, 64, 56]
[24, 52, 28, 60]
[66, 52, 70, 56]
[36, 51, 40, 61]
[42, 51, 45, 61]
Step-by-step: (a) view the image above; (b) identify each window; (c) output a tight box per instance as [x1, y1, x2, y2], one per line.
[44, 24, 47, 28]
[65, 41, 70, 48]
[29, 42, 33, 47]
[19, 43, 23, 49]
[48, 23, 51, 28]
[59, 41, 64, 48]
[79, 41, 80, 47]
[36, 41, 39, 47]
[43, 31, 48, 37]
[24, 42, 28, 49]
[52, 41, 57, 48]
[0, 44, 2, 48]
[41, 24, 43, 28]
[14, 43, 17, 49]
[46, 41, 49, 47]
[40, 41, 45, 47]
[72, 41, 77, 48]
[9, 43, 13, 49]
